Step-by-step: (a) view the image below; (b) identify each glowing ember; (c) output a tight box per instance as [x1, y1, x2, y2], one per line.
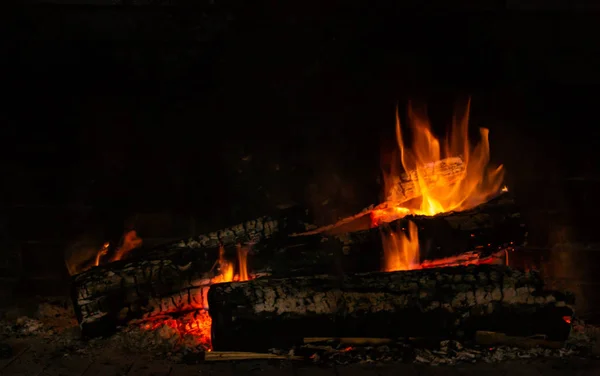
[143, 244, 254, 350]
[376, 101, 505, 272]
[141, 310, 213, 350]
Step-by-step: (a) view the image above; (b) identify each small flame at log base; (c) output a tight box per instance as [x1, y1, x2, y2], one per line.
[141, 244, 253, 350]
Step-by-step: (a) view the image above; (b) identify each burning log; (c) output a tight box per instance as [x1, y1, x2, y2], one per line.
[293, 157, 467, 237]
[384, 157, 466, 205]
[142, 205, 310, 260]
[71, 193, 524, 338]
[71, 257, 216, 337]
[208, 265, 573, 351]
[70, 206, 312, 337]
[299, 192, 526, 274]
[71, 244, 265, 338]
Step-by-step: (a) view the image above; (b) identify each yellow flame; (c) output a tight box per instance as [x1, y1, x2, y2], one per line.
[387, 100, 504, 216]
[380, 100, 505, 271]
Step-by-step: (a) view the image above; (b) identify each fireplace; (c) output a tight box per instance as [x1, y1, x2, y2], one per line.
[4, 3, 600, 369]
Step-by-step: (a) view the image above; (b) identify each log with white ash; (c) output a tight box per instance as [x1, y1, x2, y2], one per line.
[66, 187, 571, 355]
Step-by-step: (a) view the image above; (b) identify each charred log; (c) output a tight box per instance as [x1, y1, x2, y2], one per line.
[140, 205, 310, 261]
[208, 265, 573, 351]
[71, 242, 337, 338]
[71, 254, 223, 337]
[72, 194, 525, 337]
[287, 192, 526, 274]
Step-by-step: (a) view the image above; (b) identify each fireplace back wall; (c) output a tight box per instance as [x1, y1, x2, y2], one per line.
[3, 6, 600, 301]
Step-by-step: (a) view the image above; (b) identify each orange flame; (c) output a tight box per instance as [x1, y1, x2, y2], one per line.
[382, 221, 420, 271]
[378, 101, 505, 271]
[211, 244, 251, 283]
[237, 244, 250, 282]
[95, 242, 110, 267]
[212, 246, 234, 283]
[387, 100, 504, 216]
[110, 230, 143, 262]
[152, 244, 253, 350]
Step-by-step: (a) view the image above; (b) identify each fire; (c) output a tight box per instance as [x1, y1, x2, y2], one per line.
[143, 244, 253, 350]
[141, 310, 213, 351]
[377, 101, 505, 271]
[66, 230, 144, 276]
[95, 242, 110, 267]
[213, 246, 234, 283]
[211, 244, 251, 284]
[110, 230, 143, 262]
[382, 221, 420, 271]
[237, 244, 249, 282]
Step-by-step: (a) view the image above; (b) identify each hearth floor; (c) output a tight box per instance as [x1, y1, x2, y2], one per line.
[0, 338, 598, 376]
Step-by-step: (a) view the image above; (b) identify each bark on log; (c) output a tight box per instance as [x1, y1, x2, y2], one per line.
[140, 205, 310, 261]
[71, 257, 218, 337]
[291, 192, 526, 274]
[208, 265, 574, 351]
[71, 193, 524, 337]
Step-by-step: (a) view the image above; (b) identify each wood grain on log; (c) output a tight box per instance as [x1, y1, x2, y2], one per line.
[208, 265, 573, 351]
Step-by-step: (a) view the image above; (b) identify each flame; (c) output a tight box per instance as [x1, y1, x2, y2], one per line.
[382, 221, 420, 271]
[95, 242, 110, 267]
[110, 230, 143, 262]
[140, 244, 254, 350]
[377, 101, 505, 272]
[212, 246, 234, 283]
[237, 244, 250, 282]
[385, 100, 504, 216]
[210, 244, 251, 283]
[66, 230, 143, 276]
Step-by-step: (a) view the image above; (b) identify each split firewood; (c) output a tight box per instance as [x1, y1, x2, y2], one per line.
[208, 265, 574, 351]
[294, 192, 526, 275]
[385, 156, 466, 204]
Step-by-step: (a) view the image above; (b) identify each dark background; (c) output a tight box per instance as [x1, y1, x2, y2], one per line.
[2, 2, 600, 296]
